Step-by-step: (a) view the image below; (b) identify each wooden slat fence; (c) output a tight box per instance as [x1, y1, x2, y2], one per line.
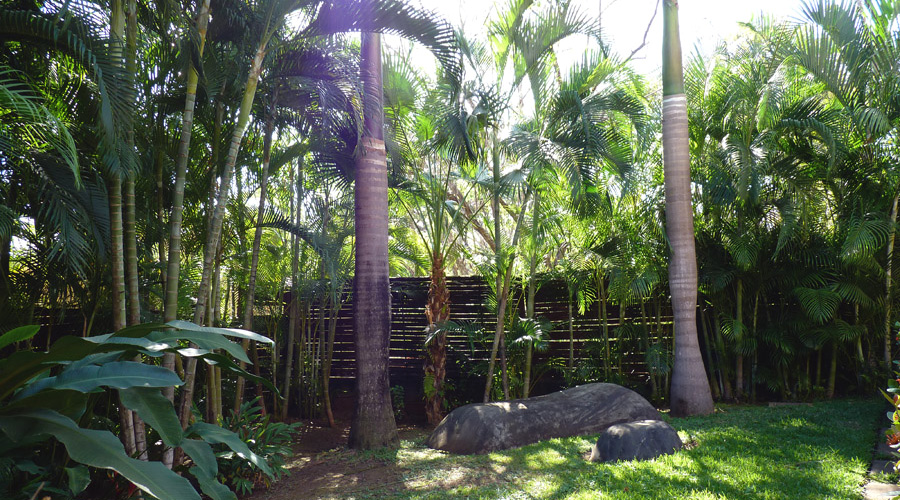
[293, 276, 674, 398]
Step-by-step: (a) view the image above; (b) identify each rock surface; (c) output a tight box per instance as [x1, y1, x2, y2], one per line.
[427, 383, 661, 454]
[589, 419, 682, 462]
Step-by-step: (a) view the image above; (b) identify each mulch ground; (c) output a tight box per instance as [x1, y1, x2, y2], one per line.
[242, 418, 429, 500]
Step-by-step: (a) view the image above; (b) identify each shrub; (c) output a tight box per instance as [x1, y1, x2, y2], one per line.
[216, 398, 302, 496]
[0, 321, 275, 500]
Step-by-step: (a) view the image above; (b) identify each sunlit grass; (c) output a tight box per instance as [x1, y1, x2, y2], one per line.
[321, 398, 884, 499]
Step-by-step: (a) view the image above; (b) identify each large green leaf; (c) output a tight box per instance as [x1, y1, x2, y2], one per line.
[0, 336, 98, 400]
[148, 330, 249, 363]
[15, 361, 182, 400]
[65, 465, 90, 495]
[0, 325, 40, 350]
[181, 439, 237, 500]
[84, 334, 174, 353]
[119, 387, 183, 447]
[0, 389, 87, 420]
[167, 320, 274, 345]
[0, 409, 200, 500]
[188, 422, 273, 477]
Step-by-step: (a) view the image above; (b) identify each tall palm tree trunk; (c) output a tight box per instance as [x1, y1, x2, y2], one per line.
[162, 4, 210, 469]
[484, 186, 531, 402]
[424, 253, 450, 425]
[179, 39, 268, 430]
[163, 0, 209, 321]
[323, 299, 340, 427]
[110, 175, 135, 459]
[236, 90, 277, 413]
[109, 0, 136, 459]
[282, 161, 302, 421]
[662, 0, 713, 417]
[599, 274, 610, 378]
[484, 143, 504, 403]
[123, 0, 148, 461]
[885, 189, 899, 368]
[523, 190, 540, 399]
[124, 179, 140, 325]
[348, 31, 398, 450]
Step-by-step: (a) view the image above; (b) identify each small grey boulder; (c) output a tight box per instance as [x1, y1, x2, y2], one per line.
[590, 419, 682, 462]
[427, 383, 661, 454]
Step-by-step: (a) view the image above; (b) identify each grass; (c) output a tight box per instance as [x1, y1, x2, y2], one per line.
[310, 398, 885, 500]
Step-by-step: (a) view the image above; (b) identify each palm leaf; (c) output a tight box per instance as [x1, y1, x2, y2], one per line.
[794, 286, 840, 324]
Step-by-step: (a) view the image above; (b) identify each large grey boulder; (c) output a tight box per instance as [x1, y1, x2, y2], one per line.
[427, 383, 661, 454]
[589, 419, 682, 462]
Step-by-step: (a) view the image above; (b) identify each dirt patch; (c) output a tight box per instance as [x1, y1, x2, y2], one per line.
[243, 421, 430, 500]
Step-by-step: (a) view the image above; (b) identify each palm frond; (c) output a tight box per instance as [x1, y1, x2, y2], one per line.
[304, 0, 460, 88]
[794, 286, 840, 324]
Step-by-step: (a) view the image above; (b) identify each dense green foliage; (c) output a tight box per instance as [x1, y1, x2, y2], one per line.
[217, 398, 302, 495]
[3, 0, 900, 494]
[0, 322, 273, 500]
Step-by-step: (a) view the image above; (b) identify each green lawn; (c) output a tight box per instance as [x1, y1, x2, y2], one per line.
[329, 398, 884, 500]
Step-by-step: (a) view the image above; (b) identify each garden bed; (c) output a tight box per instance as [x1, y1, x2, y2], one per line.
[246, 398, 884, 499]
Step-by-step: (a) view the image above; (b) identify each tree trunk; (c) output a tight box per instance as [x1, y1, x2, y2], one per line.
[211, 242, 223, 326]
[735, 278, 744, 399]
[599, 274, 610, 378]
[124, 179, 140, 326]
[110, 0, 140, 461]
[484, 187, 531, 402]
[523, 190, 540, 399]
[179, 39, 268, 431]
[884, 189, 899, 368]
[662, 0, 714, 417]
[282, 161, 302, 421]
[109, 186, 126, 329]
[424, 253, 450, 425]
[123, 0, 149, 463]
[162, 1, 210, 470]
[348, 32, 398, 450]
[162, 0, 209, 320]
[236, 90, 277, 414]
[484, 143, 504, 403]
[699, 306, 721, 399]
[323, 300, 340, 427]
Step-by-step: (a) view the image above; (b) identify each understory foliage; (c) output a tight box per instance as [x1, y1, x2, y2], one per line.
[217, 398, 302, 495]
[0, 322, 274, 500]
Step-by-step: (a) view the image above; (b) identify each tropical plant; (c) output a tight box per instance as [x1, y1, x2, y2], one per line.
[0, 322, 275, 500]
[217, 397, 302, 495]
[791, 0, 900, 369]
[661, 0, 714, 416]
[385, 52, 489, 424]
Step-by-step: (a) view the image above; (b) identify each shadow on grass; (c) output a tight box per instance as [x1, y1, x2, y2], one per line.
[365, 398, 882, 500]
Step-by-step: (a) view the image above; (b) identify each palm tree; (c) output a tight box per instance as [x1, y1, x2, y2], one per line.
[347, 31, 398, 449]
[661, 0, 714, 417]
[791, 0, 900, 369]
[452, 0, 604, 402]
[162, 0, 210, 428]
[385, 55, 488, 423]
